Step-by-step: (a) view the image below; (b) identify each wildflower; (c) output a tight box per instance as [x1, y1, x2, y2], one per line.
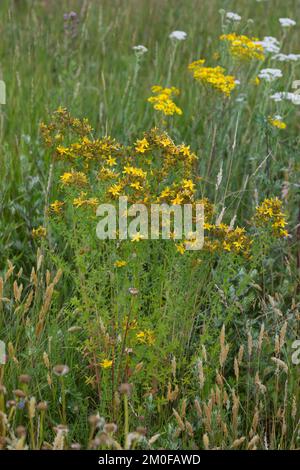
[268, 115, 287, 129]
[273, 53, 300, 62]
[182, 179, 195, 192]
[136, 329, 155, 345]
[49, 200, 65, 215]
[128, 287, 139, 296]
[279, 18, 296, 28]
[171, 194, 183, 205]
[106, 155, 117, 167]
[148, 86, 183, 116]
[135, 138, 150, 153]
[98, 168, 119, 181]
[255, 36, 280, 54]
[73, 192, 99, 208]
[131, 233, 144, 242]
[169, 31, 187, 41]
[176, 243, 186, 255]
[270, 92, 300, 105]
[32, 226, 47, 239]
[220, 33, 265, 61]
[100, 359, 113, 369]
[258, 68, 282, 82]
[53, 364, 70, 377]
[60, 171, 88, 187]
[254, 197, 288, 237]
[107, 183, 123, 198]
[56, 145, 70, 157]
[130, 181, 143, 191]
[132, 45, 148, 55]
[226, 12, 241, 22]
[123, 166, 147, 179]
[114, 260, 127, 268]
[189, 59, 236, 96]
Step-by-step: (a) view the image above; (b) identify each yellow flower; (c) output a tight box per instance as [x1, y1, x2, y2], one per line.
[176, 243, 186, 255]
[106, 155, 117, 167]
[108, 183, 123, 198]
[182, 179, 195, 192]
[100, 359, 113, 369]
[60, 171, 88, 187]
[136, 329, 155, 345]
[252, 77, 260, 86]
[123, 166, 147, 179]
[131, 233, 144, 242]
[73, 192, 99, 208]
[49, 200, 65, 214]
[268, 117, 287, 129]
[188, 59, 236, 96]
[148, 86, 183, 116]
[32, 226, 47, 239]
[220, 33, 265, 61]
[56, 145, 70, 156]
[135, 138, 150, 153]
[130, 181, 143, 191]
[171, 194, 184, 205]
[114, 260, 127, 268]
[254, 197, 288, 237]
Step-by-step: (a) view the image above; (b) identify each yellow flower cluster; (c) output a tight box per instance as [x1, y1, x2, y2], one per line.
[136, 330, 155, 345]
[268, 117, 287, 130]
[204, 223, 252, 256]
[49, 200, 65, 215]
[220, 33, 265, 61]
[73, 192, 99, 209]
[188, 59, 236, 96]
[32, 226, 47, 239]
[147, 86, 183, 116]
[60, 170, 88, 186]
[41, 110, 288, 258]
[40, 107, 93, 147]
[99, 359, 113, 369]
[254, 198, 288, 237]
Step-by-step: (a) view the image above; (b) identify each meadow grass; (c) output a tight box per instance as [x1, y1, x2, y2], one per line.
[0, 0, 300, 450]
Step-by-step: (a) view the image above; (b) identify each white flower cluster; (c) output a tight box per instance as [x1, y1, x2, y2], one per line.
[273, 53, 300, 62]
[279, 18, 296, 28]
[169, 31, 187, 41]
[132, 45, 148, 55]
[255, 36, 280, 54]
[226, 12, 241, 22]
[270, 92, 300, 105]
[258, 68, 283, 82]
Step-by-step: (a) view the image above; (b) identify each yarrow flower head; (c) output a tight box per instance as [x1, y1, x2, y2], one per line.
[226, 12, 241, 22]
[147, 86, 183, 116]
[270, 91, 300, 105]
[188, 59, 236, 96]
[273, 53, 300, 62]
[220, 33, 265, 61]
[132, 45, 148, 55]
[258, 68, 283, 82]
[169, 30, 187, 41]
[255, 36, 280, 54]
[279, 18, 296, 28]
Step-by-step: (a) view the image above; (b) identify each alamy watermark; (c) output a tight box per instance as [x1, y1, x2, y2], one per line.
[96, 196, 204, 250]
